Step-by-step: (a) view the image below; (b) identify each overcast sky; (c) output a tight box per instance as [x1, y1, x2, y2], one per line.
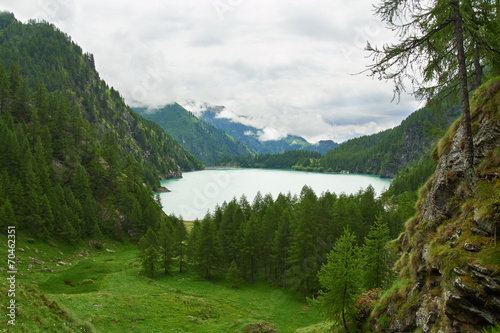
[0, 0, 421, 143]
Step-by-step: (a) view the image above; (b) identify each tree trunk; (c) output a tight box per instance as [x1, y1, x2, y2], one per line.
[452, 1, 477, 191]
[342, 284, 350, 333]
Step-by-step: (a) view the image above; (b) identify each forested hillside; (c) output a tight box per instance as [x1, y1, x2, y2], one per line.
[0, 13, 201, 242]
[306, 104, 461, 177]
[218, 149, 322, 169]
[134, 104, 252, 165]
[219, 101, 459, 179]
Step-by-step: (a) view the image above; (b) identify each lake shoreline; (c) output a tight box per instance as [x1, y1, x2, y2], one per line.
[203, 166, 393, 180]
[160, 168, 392, 220]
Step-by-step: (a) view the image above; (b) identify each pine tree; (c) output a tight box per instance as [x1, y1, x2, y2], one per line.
[187, 219, 202, 268]
[139, 228, 159, 276]
[157, 219, 174, 274]
[241, 213, 259, 282]
[227, 260, 242, 288]
[173, 218, 188, 273]
[288, 186, 319, 298]
[0, 199, 16, 228]
[195, 215, 219, 280]
[363, 215, 393, 290]
[315, 228, 363, 333]
[272, 207, 292, 288]
[365, 0, 500, 191]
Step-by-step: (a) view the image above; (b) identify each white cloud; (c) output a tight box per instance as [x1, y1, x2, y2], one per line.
[0, 0, 420, 143]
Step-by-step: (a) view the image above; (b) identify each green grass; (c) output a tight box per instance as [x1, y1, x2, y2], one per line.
[0, 233, 322, 332]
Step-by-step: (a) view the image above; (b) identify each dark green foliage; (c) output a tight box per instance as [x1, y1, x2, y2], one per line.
[135, 104, 252, 165]
[227, 260, 242, 288]
[318, 105, 460, 177]
[218, 149, 322, 169]
[314, 228, 364, 333]
[194, 215, 220, 280]
[0, 199, 16, 228]
[171, 215, 188, 273]
[175, 183, 409, 300]
[0, 15, 202, 244]
[139, 228, 160, 276]
[363, 216, 393, 290]
[157, 220, 175, 274]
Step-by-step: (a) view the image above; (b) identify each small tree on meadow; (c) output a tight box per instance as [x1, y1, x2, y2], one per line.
[314, 227, 363, 333]
[227, 260, 242, 288]
[157, 219, 174, 274]
[139, 227, 159, 276]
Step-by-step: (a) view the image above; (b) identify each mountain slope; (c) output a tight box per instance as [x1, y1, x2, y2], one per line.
[369, 78, 500, 332]
[303, 140, 339, 155]
[0, 13, 202, 181]
[0, 13, 201, 243]
[314, 103, 461, 177]
[194, 104, 314, 154]
[134, 104, 252, 165]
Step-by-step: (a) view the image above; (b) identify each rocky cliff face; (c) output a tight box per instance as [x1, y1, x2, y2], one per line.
[379, 107, 461, 179]
[369, 78, 500, 332]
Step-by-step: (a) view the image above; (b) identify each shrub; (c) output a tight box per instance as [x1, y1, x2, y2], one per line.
[354, 288, 382, 324]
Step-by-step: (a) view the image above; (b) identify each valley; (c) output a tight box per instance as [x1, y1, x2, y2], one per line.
[0, 3, 499, 333]
[1, 235, 322, 332]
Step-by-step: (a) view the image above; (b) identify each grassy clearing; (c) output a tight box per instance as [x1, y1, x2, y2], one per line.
[0, 233, 321, 332]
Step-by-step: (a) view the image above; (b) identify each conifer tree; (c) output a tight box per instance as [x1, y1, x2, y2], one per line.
[187, 219, 202, 268]
[157, 219, 175, 274]
[0, 199, 16, 228]
[363, 215, 393, 290]
[173, 217, 188, 273]
[315, 228, 363, 333]
[288, 186, 320, 298]
[139, 227, 160, 276]
[195, 215, 220, 280]
[227, 259, 242, 288]
[242, 213, 259, 282]
[272, 207, 292, 288]
[366, 0, 500, 190]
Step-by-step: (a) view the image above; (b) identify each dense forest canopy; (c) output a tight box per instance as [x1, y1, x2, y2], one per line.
[134, 104, 252, 165]
[140, 184, 408, 295]
[0, 13, 202, 243]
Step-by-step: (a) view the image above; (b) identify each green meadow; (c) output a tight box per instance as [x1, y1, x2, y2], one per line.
[1, 234, 323, 332]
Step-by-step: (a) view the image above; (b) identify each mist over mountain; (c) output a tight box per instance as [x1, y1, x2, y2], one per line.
[182, 100, 338, 155]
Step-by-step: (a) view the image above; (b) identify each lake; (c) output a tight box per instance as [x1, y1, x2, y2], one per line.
[159, 168, 391, 220]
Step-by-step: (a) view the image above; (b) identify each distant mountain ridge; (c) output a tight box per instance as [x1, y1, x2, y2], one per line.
[313, 103, 462, 177]
[134, 104, 252, 165]
[182, 101, 338, 155]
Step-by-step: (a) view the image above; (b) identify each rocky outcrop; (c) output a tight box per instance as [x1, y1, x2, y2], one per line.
[379, 107, 461, 179]
[370, 78, 500, 333]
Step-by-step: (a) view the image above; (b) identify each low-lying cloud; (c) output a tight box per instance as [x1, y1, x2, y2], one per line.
[1, 0, 420, 143]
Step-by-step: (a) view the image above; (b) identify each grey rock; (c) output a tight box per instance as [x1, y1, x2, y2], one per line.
[474, 208, 496, 235]
[453, 267, 467, 276]
[468, 263, 494, 276]
[463, 243, 481, 252]
[491, 296, 500, 309]
[470, 271, 500, 294]
[470, 227, 490, 236]
[453, 277, 476, 295]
